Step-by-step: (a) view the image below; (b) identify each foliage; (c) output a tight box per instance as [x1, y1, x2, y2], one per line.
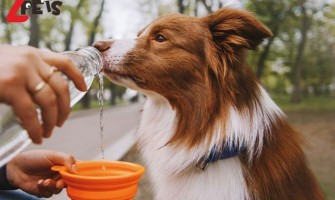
[0, 0, 334, 109]
[246, 0, 335, 102]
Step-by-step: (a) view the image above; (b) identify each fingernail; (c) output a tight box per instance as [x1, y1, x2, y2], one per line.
[45, 132, 52, 138]
[15, 116, 22, 124]
[43, 181, 49, 187]
[57, 121, 65, 127]
[34, 138, 42, 144]
[43, 130, 53, 139]
[38, 179, 43, 185]
[71, 164, 78, 173]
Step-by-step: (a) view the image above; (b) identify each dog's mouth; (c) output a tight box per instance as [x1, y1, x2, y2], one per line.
[104, 67, 146, 85]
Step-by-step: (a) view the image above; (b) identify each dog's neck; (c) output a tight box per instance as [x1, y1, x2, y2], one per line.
[138, 85, 284, 170]
[137, 88, 324, 200]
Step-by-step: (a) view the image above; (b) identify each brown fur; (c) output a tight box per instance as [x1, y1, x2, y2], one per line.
[97, 8, 325, 200]
[241, 117, 324, 200]
[113, 10, 273, 149]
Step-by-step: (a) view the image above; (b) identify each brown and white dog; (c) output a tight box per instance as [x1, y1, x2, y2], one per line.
[94, 8, 324, 200]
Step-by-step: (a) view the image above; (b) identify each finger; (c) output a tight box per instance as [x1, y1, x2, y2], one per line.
[32, 83, 58, 138]
[37, 179, 55, 198]
[45, 179, 63, 194]
[26, 69, 58, 139]
[40, 51, 87, 91]
[47, 151, 77, 173]
[55, 179, 66, 191]
[49, 73, 70, 127]
[40, 68, 70, 127]
[51, 174, 66, 192]
[11, 90, 43, 144]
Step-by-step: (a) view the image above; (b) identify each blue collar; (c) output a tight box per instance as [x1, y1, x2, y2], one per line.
[196, 143, 244, 171]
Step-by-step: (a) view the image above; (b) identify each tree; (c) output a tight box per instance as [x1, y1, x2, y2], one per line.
[291, 1, 310, 103]
[247, 0, 299, 79]
[64, 0, 84, 51]
[177, 0, 187, 13]
[81, 0, 105, 109]
[0, 1, 12, 43]
[28, 13, 39, 47]
[87, 0, 105, 46]
[298, 3, 335, 96]
[176, 0, 225, 15]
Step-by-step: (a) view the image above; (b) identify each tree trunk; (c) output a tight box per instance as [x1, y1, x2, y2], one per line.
[28, 14, 39, 47]
[177, 0, 186, 14]
[64, 23, 75, 51]
[64, 0, 84, 51]
[256, 25, 278, 78]
[87, 0, 105, 46]
[291, 3, 309, 103]
[0, 1, 12, 43]
[200, 0, 213, 13]
[81, 0, 105, 109]
[251, 0, 298, 79]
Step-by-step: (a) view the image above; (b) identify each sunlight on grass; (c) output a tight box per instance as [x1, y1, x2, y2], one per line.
[321, 182, 335, 200]
[71, 99, 127, 112]
[271, 95, 335, 112]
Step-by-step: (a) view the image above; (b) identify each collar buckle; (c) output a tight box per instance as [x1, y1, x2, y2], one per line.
[195, 143, 245, 172]
[196, 158, 209, 171]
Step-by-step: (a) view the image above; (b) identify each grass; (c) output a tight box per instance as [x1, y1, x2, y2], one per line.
[321, 182, 335, 200]
[71, 94, 335, 113]
[271, 94, 335, 112]
[71, 99, 127, 112]
[272, 94, 335, 199]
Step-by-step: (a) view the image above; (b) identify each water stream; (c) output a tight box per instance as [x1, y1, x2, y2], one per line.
[98, 73, 105, 160]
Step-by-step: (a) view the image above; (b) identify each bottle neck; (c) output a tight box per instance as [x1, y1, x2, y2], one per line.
[76, 47, 103, 75]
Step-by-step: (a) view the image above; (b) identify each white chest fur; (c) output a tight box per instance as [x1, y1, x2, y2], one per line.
[137, 95, 250, 200]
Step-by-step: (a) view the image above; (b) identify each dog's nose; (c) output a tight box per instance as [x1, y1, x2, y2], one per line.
[93, 41, 112, 52]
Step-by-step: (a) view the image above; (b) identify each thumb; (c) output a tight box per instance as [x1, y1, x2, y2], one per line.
[48, 151, 77, 173]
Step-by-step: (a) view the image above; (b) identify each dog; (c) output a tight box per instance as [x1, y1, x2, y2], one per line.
[94, 8, 324, 200]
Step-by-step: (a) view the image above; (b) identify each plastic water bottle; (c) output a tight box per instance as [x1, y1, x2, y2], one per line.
[0, 47, 103, 166]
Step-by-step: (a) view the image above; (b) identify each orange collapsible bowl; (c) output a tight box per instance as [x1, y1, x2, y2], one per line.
[52, 161, 145, 200]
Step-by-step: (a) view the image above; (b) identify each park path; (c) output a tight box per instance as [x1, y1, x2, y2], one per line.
[28, 102, 143, 160]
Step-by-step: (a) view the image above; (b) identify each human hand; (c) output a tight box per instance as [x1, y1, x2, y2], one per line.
[6, 150, 77, 198]
[0, 45, 87, 144]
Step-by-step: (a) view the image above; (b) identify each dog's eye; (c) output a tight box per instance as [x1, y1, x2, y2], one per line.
[155, 34, 166, 43]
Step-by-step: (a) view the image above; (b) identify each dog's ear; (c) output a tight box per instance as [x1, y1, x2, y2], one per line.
[203, 9, 272, 50]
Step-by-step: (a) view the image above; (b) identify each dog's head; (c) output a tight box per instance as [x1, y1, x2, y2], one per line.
[94, 9, 272, 146]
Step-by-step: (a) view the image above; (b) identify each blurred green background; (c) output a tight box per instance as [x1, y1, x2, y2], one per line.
[1, 0, 334, 198]
[1, 0, 334, 110]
